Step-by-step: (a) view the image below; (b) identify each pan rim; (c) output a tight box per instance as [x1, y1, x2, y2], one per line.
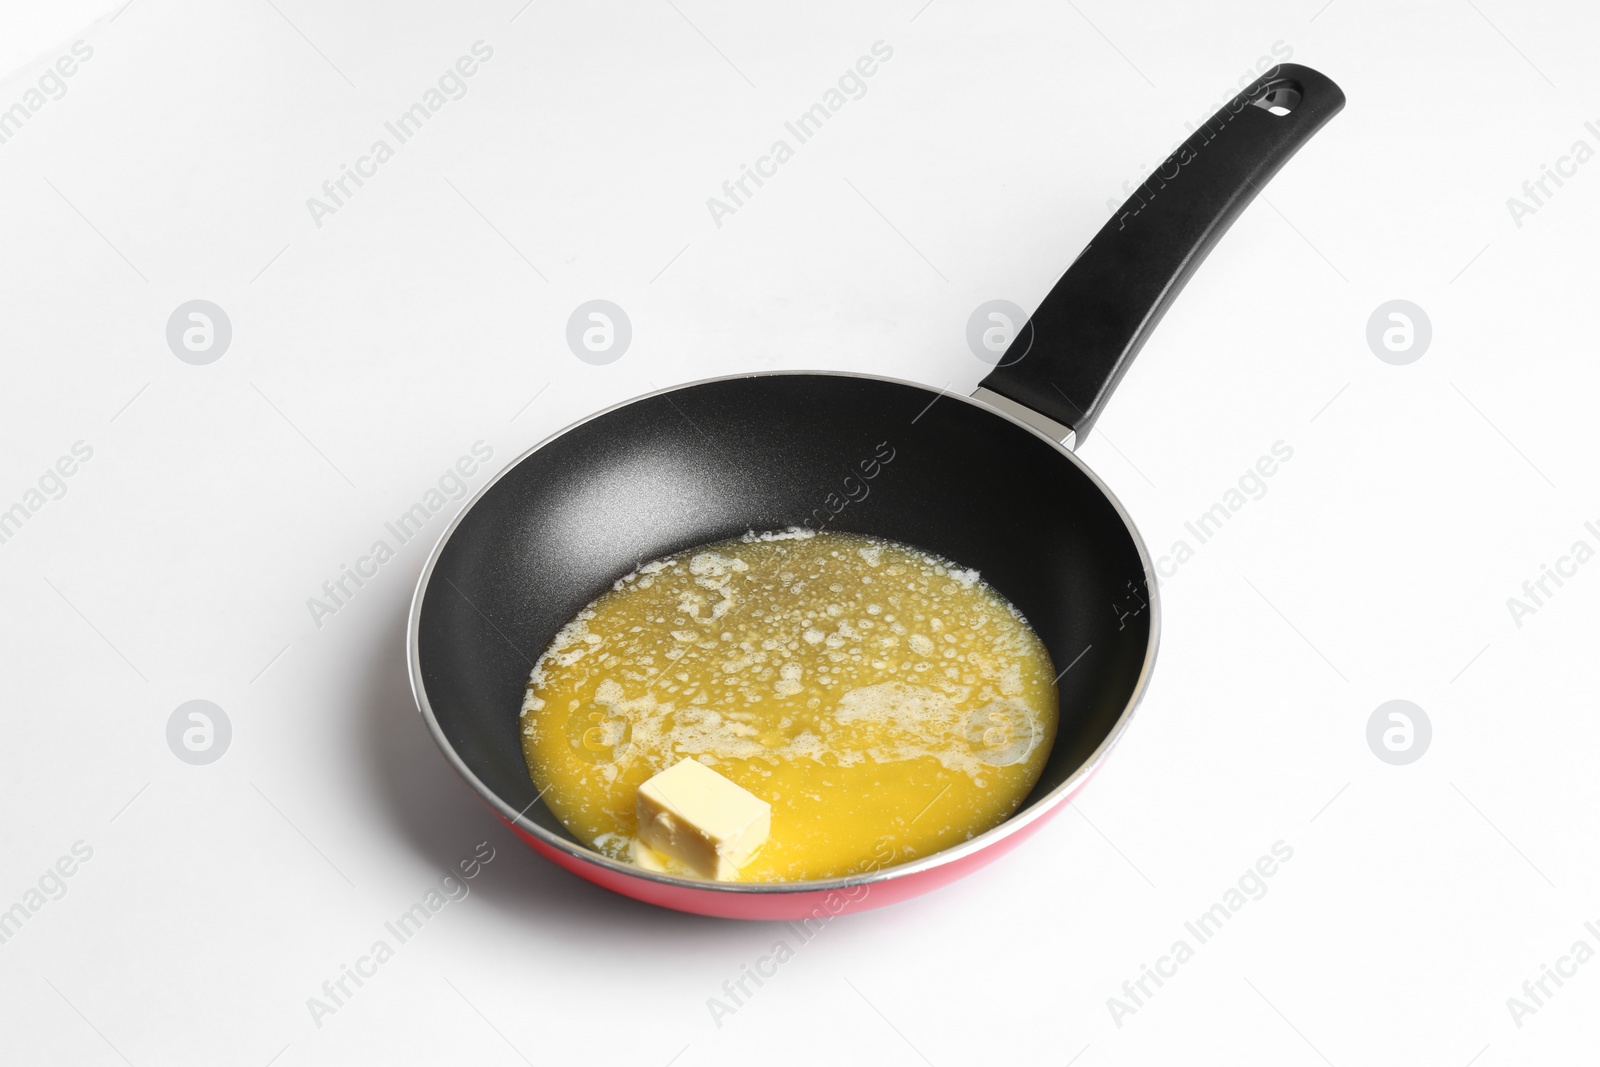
[406, 369, 1161, 896]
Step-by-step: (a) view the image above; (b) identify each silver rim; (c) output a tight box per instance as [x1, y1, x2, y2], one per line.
[406, 370, 1162, 895]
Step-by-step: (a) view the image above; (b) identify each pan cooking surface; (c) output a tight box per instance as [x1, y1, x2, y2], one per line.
[415, 374, 1155, 866]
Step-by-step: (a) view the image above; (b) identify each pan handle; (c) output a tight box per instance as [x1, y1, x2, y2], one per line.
[974, 63, 1345, 445]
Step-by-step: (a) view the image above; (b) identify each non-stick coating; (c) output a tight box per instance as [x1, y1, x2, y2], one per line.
[416, 373, 1153, 860]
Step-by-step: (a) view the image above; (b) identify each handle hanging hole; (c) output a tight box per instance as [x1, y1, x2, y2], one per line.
[1250, 83, 1302, 116]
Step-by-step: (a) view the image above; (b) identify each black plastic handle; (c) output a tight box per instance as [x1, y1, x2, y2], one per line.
[977, 63, 1345, 442]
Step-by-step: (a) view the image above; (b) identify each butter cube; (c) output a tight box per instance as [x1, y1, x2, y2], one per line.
[635, 758, 770, 880]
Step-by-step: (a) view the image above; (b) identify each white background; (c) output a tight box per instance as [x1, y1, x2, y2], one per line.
[0, 1, 1595, 1064]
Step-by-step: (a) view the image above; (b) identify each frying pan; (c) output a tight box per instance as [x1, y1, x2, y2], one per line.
[408, 64, 1344, 919]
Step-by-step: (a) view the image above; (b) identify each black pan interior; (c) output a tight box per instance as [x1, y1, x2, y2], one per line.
[417, 374, 1153, 849]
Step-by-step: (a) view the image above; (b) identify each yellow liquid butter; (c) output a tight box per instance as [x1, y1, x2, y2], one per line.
[520, 530, 1058, 882]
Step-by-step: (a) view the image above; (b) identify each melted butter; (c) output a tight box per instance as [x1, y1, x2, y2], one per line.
[519, 529, 1058, 882]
